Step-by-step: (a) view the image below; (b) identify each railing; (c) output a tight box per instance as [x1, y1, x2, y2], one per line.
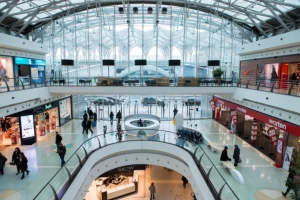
[33, 129, 239, 200]
[123, 114, 161, 122]
[238, 78, 300, 96]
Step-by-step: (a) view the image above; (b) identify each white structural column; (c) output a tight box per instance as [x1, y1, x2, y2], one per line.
[182, 3, 187, 78]
[99, 7, 103, 76]
[195, 9, 199, 78]
[127, 3, 130, 80]
[114, 5, 117, 77]
[87, 8, 90, 78]
[155, 3, 159, 77]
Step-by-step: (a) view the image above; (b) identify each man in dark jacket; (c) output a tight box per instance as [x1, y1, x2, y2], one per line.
[83, 110, 88, 120]
[55, 132, 63, 152]
[0, 152, 7, 175]
[57, 143, 66, 168]
[116, 110, 122, 123]
[82, 119, 88, 134]
[20, 153, 29, 179]
[233, 145, 240, 167]
[220, 146, 231, 161]
[86, 119, 94, 134]
[12, 147, 21, 175]
[181, 176, 188, 188]
[110, 111, 114, 125]
[282, 169, 296, 197]
[173, 108, 178, 119]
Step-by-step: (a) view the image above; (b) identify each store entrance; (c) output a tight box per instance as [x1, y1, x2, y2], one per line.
[0, 117, 20, 146]
[35, 108, 59, 139]
[18, 64, 31, 85]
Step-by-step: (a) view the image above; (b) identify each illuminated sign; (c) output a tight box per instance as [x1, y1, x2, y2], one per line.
[45, 104, 52, 110]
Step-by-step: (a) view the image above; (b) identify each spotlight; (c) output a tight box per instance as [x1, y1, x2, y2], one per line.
[133, 7, 138, 14]
[148, 7, 153, 14]
[119, 7, 124, 14]
[161, 7, 167, 14]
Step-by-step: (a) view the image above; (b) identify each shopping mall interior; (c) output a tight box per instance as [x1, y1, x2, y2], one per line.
[1, 1, 300, 200]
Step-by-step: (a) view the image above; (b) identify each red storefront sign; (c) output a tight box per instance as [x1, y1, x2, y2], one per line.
[267, 127, 277, 145]
[213, 96, 300, 137]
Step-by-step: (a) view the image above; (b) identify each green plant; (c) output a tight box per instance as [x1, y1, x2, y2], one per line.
[289, 149, 300, 200]
[212, 68, 224, 78]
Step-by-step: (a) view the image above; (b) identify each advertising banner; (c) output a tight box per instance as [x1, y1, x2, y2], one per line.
[267, 127, 277, 145]
[209, 100, 215, 110]
[283, 146, 294, 171]
[231, 110, 237, 124]
[20, 115, 35, 139]
[213, 96, 300, 136]
[274, 139, 284, 168]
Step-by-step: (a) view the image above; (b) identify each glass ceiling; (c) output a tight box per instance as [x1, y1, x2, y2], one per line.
[1, 0, 300, 38]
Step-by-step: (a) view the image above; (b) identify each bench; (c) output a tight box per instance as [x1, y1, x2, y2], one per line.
[53, 79, 66, 85]
[79, 79, 91, 86]
[207, 141, 223, 152]
[145, 79, 156, 86]
[221, 161, 245, 184]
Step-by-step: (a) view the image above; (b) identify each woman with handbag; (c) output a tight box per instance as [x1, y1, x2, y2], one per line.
[11, 147, 21, 175]
[19, 152, 29, 179]
[233, 145, 240, 167]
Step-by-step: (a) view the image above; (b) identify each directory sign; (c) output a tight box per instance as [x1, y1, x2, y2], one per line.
[20, 115, 35, 139]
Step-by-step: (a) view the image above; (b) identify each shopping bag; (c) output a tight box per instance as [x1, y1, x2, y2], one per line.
[172, 119, 176, 125]
[238, 158, 242, 163]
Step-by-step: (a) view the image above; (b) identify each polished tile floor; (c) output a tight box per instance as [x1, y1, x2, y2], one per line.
[0, 119, 290, 200]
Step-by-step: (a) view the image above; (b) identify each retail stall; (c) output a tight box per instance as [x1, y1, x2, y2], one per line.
[85, 165, 145, 200]
[0, 55, 14, 86]
[59, 97, 72, 126]
[213, 96, 300, 166]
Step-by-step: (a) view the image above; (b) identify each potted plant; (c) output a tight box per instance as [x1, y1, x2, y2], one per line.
[212, 68, 224, 79]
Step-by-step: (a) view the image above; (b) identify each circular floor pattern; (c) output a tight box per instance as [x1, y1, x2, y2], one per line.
[254, 189, 291, 200]
[0, 190, 21, 200]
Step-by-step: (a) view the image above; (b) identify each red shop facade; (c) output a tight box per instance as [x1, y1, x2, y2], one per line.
[212, 96, 300, 170]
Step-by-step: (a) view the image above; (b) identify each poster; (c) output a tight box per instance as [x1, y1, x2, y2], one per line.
[283, 146, 294, 171]
[0, 56, 13, 85]
[257, 63, 280, 87]
[209, 100, 215, 110]
[267, 127, 277, 145]
[20, 115, 35, 139]
[274, 139, 284, 168]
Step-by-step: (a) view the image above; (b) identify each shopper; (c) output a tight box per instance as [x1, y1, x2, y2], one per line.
[12, 147, 21, 175]
[0, 152, 7, 175]
[81, 119, 88, 134]
[149, 182, 156, 200]
[116, 110, 122, 123]
[55, 131, 63, 152]
[233, 145, 240, 167]
[19, 152, 29, 180]
[282, 168, 296, 197]
[83, 110, 88, 120]
[110, 111, 114, 125]
[162, 101, 165, 111]
[181, 176, 188, 188]
[173, 107, 178, 119]
[57, 143, 66, 168]
[138, 119, 143, 127]
[87, 119, 94, 134]
[220, 146, 231, 162]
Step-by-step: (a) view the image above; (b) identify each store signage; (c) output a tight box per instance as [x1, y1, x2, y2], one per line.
[45, 104, 52, 110]
[117, 166, 135, 172]
[209, 100, 215, 110]
[15, 57, 46, 65]
[213, 96, 300, 137]
[20, 115, 35, 139]
[283, 146, 294, 171]
[268, 119, 287, 130]
[267, 127, 277, 145]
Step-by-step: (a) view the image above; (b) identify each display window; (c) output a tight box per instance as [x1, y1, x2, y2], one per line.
[35, 107, 59, 138]
[0, 117, 20, 145]
[257, 63, 281, 87]
[59, 98, 72, 125]
[0, 56, 13, 86]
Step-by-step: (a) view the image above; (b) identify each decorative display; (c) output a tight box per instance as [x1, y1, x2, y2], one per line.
[251, 122, 258, 144]
[283, 146, 294, 171]
[231, 110, 237, 124]
[267, 127, 277, 145]
[20, 115, 35, 138]
[209, 100, 215, 110]
[274, 139, 284, 168]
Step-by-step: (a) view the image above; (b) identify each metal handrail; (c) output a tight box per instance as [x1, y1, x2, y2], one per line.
[33, 129, 239, 200]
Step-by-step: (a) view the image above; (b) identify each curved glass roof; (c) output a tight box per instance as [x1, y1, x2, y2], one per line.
[1, 0, 300, 38]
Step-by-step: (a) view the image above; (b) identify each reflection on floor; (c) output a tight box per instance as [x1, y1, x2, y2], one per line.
[0, 119, 290, 200]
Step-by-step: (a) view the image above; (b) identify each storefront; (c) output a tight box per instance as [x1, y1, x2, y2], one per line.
[212, 96, 300, 169]
[240, 54, 300, 90]
[0, 97, 72, 146]
[14, 57, 46, 85]
[0, 55, 14, 86]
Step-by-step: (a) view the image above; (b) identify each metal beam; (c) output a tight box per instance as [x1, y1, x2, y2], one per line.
[16, 9, 40, 36]
[0, 0, 20, 24]
[245, 11, 268, 38]
[234, 23, 253, 42]
[32, 22, 52, 41]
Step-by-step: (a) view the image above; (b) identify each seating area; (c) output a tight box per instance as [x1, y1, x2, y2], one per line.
[176, 127, 203, 144]
[177, 77, 199, 86]
[153, 77, 169, 86]
[52, 79, 66, 85]
[96, 76, 123, 86]
[198, 78, 233, 86]
[145, 79, 156, 86]
[79, 79, 92, 86]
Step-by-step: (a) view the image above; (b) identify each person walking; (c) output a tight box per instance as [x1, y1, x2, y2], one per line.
[181, 176, 188, 188]
[149, 182, 156, 200]
[83, 110, 88, 120]
[87, 119, 94, 134]
[173, 107, 178, 119]
[19, 153, 29, 179]
[55, 131, 63, 152]
[57, 143, 66, 168]
[162, 101, 165, 112]
[233, 145, 240, 167]
[116, 110, 122, 124]
[12, 147, 21, 175]
[282, 168, 296, 197]
[82, 119, 88, 134]
[110, 111, 114, 125]
[220, 146, 231, 161]
[0, 152, 7, 175]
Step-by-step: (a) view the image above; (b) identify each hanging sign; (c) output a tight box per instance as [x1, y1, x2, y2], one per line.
[274, 139, 284, 168]
[267, 127, 277, 145]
